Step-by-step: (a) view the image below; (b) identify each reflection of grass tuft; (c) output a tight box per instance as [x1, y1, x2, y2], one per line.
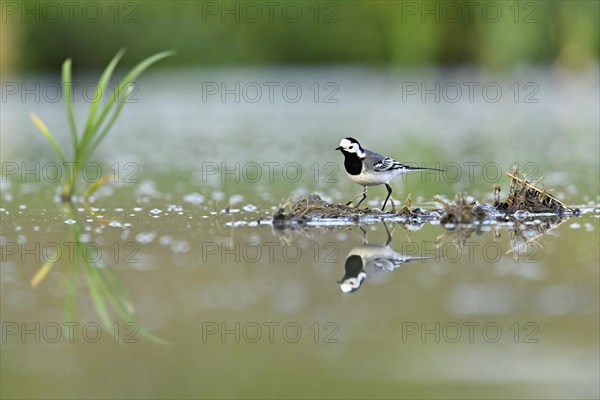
[31, 203, 169, 344]
[31, 49, 173, 202]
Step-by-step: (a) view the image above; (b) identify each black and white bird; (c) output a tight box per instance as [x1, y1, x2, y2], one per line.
[335, 137, 443, 211]
[338, 224, 434, 293]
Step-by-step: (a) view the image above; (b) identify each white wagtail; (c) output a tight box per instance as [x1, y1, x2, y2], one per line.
[335, 137, 443, 211]
[338, 224, 433, 293]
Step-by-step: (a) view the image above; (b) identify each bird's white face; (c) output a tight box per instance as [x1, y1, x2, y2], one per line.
[338, 138, 364, 157]
[339, 272, 367, 293]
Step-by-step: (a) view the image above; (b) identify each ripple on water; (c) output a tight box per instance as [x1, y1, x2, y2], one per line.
[135, 231, 156, 244]
[229, 194, 244, 204]
[159, 235, 172, 245]
[225, 221, 246, 227]
[183, 193, 205, 205]
[211, 191, 225, 201]
[167, 204, 183, 213]
[171, 240, 190, 253]
[584, 223, 594, 231]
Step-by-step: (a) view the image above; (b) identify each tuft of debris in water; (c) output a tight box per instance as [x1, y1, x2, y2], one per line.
[436, 194, 487, 224]
[272, 165, 580, 226]
[272, 194, 375, 225]
[272, 193, 439, 225]
[493, 165, 579, 215]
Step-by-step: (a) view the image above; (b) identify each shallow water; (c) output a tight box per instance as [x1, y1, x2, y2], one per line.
[1, 67, 599, 399]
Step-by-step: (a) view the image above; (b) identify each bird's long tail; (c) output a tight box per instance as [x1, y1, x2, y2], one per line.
[403, 165, 444, 172]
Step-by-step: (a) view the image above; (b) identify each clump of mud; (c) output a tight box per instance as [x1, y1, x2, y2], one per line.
[436, 194, 488, 224]
[272, 194, 428, 226]
[272, 166, 580, 226]
[272, 194, 375, 226]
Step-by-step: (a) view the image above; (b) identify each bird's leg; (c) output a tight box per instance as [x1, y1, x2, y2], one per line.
[382, 184, 393, 212]
[359, 226, 368, 244]
[346, 186, 368, 207]
[345, 196, 358, 206]
[345, 189, 364, 206]
[355, 186, 368, 207]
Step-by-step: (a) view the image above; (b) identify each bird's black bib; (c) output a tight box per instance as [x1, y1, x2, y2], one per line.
[342, 152, 363, 176]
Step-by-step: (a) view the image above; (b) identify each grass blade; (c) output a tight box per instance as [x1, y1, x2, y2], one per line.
[87, 90, 128, 156]
[93, 51, 174, 138]
[94, 265, 133, 316]
[31, 259, 57, 287]
[101, 263, 134, 313]
[31, 113, 67, 164]
[83, 260, 112, 328]
[91, 265, 168, 344]
[62, 58, 78, 152]
[96, 268, 170, 345]
[63, 254, 80, 326]
[83, 176, 109, 198]
[78, 49, 126, 159]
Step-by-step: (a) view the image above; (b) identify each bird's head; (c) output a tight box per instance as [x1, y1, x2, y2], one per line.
[339, 274, 367, 293]
[335, 137, 365, 157]
[338, 255, 367, 293]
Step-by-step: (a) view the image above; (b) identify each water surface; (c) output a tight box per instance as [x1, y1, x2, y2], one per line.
[1, 67, 599, 399]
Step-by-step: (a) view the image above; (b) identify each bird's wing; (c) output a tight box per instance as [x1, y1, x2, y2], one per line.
[372, 156, 412, 173]
[365, 149, 444, 174]
[363, 149, 409, 172]
[372, 257, 408, 271]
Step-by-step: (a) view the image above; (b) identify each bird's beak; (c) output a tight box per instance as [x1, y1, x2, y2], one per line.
[335, 146, 342, 151]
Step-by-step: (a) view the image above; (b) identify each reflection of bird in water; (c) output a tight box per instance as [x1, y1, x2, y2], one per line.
[338, 223, 433, 293]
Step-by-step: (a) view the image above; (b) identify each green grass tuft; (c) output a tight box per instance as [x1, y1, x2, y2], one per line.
[32, 49, 174, 201]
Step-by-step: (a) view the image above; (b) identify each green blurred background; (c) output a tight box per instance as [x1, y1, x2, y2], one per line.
[1, 0, 598, 73]
[1, 3, 599, 399]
